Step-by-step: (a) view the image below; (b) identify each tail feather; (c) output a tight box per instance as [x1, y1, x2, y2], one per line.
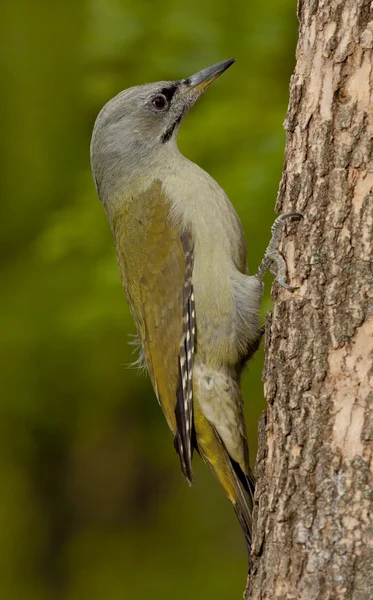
[230, 462, 255, 557]
[193, 400, 255, 560]
[231, 457, 255, 513]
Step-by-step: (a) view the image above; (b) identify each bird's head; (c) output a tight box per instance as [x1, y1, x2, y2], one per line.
[90, 59, 235, 199]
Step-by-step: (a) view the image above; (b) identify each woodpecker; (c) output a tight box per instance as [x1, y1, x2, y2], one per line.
[90, 58, 301, 559]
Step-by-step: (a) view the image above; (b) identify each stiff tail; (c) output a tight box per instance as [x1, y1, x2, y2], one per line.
[193, 398, 255, 560]
[210, 445, 254, 559]
[230, 460, 255, 557]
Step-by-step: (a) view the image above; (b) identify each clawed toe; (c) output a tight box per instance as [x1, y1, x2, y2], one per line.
[276, 279, 299, 291]
[276, 212, 303, 223]
[256, 211, 303, 289]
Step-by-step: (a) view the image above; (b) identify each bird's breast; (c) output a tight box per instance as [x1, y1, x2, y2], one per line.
[162, 159, 248, 368]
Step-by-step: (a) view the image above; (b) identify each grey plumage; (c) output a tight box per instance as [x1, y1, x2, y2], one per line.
[90, 59, 300, 561]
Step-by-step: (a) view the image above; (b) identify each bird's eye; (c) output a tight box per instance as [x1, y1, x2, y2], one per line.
[152, 95, 168, 110]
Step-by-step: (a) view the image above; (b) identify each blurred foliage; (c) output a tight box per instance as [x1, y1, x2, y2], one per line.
[0, 1, 297, 598]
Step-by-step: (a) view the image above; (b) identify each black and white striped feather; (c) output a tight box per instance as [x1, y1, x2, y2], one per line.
[174, 234, 195, 484]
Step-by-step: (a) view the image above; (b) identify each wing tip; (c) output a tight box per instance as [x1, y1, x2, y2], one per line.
[174, 433, 194, 485]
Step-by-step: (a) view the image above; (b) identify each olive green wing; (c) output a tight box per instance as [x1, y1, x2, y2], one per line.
[111, 181, 194, 483]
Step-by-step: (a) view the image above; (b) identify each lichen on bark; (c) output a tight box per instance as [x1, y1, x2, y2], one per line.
[245, 1, 373, 598]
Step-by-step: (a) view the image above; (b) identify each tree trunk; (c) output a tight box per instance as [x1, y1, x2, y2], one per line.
[245, 1, 373, 598]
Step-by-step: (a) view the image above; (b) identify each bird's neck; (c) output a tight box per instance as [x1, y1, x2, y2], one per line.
[97, 140, 182, 207]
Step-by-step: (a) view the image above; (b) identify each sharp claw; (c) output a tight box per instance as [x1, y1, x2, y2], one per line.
[277, 280, 299, 291]
[277, 212, 303, 222]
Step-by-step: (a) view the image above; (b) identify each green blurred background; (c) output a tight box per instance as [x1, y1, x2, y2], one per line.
[0, 1, 297, 598]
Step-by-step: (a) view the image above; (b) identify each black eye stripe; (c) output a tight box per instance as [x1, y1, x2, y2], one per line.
[159, 83, 179, 101]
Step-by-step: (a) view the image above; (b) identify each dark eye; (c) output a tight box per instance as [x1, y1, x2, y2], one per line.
[152, 95, 168, 110]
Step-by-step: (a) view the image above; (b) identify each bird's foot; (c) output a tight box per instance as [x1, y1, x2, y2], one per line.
[256, 212, 303, 290]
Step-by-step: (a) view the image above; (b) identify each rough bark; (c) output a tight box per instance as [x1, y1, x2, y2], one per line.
[245, 1, 373, 598]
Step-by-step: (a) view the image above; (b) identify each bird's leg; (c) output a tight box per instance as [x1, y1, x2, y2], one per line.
[256, 212, 303, 291]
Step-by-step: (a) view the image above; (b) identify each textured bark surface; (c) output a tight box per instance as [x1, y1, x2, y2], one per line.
[245, 1, 373, 598]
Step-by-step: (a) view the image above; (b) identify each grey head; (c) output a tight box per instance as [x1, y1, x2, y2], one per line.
[90, 59, 235, 202]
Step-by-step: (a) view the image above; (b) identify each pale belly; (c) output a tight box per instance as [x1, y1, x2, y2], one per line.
[191, 255, 262, 370]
